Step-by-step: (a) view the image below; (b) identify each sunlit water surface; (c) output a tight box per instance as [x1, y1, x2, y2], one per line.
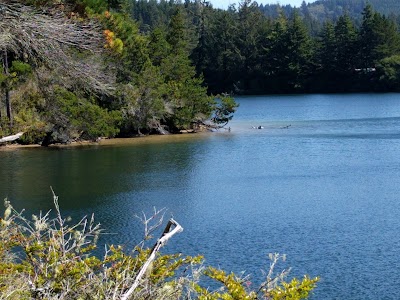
[2, 94, 400, 299]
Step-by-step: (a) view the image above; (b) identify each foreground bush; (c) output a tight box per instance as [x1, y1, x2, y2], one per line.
[0, 194, 318, 299]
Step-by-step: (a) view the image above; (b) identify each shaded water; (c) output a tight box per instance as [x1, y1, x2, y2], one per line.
[2, 93, 400, 299]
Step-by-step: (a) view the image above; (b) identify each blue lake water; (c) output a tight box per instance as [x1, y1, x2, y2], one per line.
[1, 93, 400, 299]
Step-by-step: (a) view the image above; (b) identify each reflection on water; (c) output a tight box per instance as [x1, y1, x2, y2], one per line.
[0, 135, 209, 210]
[1, 94, 400, 299]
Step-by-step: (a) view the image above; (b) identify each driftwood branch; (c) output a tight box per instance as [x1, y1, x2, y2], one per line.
[0, 131, 23, 143]
[121, 219, 183, 300]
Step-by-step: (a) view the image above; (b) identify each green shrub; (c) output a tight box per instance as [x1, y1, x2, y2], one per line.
[212, 95, 239, 127]
[17, 127, 47, 145]
[0, 195, 318, 299]
[56, 89, 122, 139]
[42, 88, 122, 144]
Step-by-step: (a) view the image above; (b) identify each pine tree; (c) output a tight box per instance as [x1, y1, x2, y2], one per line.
[358, 4, 376, 68]
[318, 21, 336, 73]
[236, 0, 264, 91]
[335, 14, 358, 73]
[285, 9, 313, 89]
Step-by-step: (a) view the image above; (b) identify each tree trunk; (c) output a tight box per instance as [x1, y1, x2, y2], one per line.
[3, 50, 12, 127]
[5, 89, 11, 127]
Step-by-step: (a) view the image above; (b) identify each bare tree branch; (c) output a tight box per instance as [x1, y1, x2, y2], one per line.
[121, 218, 183, 300]
[0, 0, 115, 94]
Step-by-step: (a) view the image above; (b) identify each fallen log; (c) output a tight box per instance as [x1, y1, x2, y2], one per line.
[0, 132, 24, 143]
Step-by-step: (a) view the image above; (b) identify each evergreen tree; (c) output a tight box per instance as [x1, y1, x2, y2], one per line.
[370, 14, 400, 61]
[162, 7, 214, 130]
[236, 0, 264, 92]
[318, 21, 336, 73]
[313, 21, 337, 91]
[285, 10, 314, 90]
[189, 0, 215, 81]
[266, 9, 313, 92]
[120, 65, 167, 135]
[263, 9, 289, 92]
[167, 7, 192, 55]
[194, 8, 241, 94]
[354, 4, 400, 90]
[358, 4, 376, 68]
[148, 27, 171, 66]
[335, 14, 358, 73]
[300, 0, 320, 36]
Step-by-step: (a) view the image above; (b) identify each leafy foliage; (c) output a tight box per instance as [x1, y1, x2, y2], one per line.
[119, 65, 167, 135]
[42, 88, 122, 144]
[377, 55, 400, 91]
[268, 277, 319, 300]
[212, 95, 239, 127]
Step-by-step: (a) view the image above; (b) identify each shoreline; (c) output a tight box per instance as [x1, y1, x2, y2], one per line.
[0, 131, 216, 151]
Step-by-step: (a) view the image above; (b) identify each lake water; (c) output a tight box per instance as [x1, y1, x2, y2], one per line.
[1, 93, 400, 299]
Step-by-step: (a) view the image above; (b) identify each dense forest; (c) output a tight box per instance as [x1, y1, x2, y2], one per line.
[132, 0, 400, 94]
[1, 0, 400, 145]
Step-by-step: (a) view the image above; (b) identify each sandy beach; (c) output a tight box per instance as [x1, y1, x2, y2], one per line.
[0, 132, 214, 151]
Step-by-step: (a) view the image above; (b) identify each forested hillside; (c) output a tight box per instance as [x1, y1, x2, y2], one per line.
[305, 0, 400, 23]
[2, 0, 400, 145]
[260, 0, 400, 23]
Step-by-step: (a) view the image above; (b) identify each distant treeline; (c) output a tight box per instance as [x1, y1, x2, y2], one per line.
[131, 0, 400, 94]
[260, 0, 400, 27]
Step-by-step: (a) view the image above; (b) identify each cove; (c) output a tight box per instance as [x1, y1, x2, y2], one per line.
[1, 93, 400, 299]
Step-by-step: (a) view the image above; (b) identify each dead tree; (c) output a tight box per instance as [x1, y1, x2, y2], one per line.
[0, 0, 116, 126]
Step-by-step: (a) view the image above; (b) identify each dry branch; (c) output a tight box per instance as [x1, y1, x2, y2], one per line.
[121, 218, 183, 300]
[0, 0, 115, 94]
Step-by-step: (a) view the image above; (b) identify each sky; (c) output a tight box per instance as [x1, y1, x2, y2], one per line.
[210, 0, 311, 10]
